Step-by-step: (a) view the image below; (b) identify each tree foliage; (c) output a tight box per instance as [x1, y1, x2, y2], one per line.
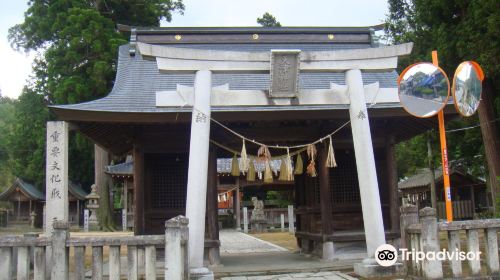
[0, 94, 16, 191]
[257, 12, 281, 27]
[386, 0, 500, 178]
[6, 89, 49, 188]
[7, 0, 184, 229]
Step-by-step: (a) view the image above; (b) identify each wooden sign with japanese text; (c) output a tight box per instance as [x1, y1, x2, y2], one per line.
[45, 121, 69, 234]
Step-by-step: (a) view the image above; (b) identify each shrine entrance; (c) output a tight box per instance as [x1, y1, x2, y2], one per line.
[48, 26, 444, 278]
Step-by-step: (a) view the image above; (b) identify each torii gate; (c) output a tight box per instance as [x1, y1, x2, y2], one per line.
[44, 41, 412, 279]
[136, 42, 412, 278]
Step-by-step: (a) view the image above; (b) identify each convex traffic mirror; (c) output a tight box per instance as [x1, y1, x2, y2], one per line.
[398, 62, 450, 118]
[452, 61, 484, 117]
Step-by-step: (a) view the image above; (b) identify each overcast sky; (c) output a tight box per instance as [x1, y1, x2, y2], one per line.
[0, 0, 389, 99]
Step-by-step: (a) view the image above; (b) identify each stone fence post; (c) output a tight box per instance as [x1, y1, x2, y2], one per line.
[419, 207, 443, 279]
[288, 205, 295, 234]
[243, 207, 248, 233]
[400, 204, 418, 249]
[165, 215, 189, 280]
[51, 221, 69, 280]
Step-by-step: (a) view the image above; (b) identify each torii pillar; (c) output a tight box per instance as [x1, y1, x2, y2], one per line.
[347, 70, 403, 277]
[185, 70, 214, 279]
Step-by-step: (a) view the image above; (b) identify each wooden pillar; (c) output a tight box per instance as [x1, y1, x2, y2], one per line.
[76, 200, 80, 226]
[206, 146, 220, 265]
[386, 133, 400, 232]
[133, 141, 145, 235]
[470, 186, 475, 215]
[318, 144, 334, 260]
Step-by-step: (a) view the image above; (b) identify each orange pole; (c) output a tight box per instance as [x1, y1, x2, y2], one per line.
[432, 50, 453, 222]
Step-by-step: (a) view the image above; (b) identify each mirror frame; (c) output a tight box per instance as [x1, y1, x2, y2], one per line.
[451, 61, 484, 117]
[398, 62, 451, 118]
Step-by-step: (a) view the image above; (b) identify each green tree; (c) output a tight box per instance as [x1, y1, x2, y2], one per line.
[0, 94, 16, 191]
[6, 88, 49, 189]
[8, 0, 184, 230]
[257, 12, 281, 27]
[386, 0, 500, 212]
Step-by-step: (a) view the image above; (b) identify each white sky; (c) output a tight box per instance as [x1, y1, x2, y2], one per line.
[0, 0, 389, 99]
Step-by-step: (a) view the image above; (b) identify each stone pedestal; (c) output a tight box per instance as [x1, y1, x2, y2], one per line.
[250, 220, 267, 233]
[190, 267, 214, 280]
[354, 258, 405, 278]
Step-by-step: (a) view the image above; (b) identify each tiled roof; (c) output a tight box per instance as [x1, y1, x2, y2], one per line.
[105, 161, 133, 176]
[398, 167, 485, 190]
[0, 178, 45, 201]
[69, 182, 88, 200]
[51, 44, 399, 113]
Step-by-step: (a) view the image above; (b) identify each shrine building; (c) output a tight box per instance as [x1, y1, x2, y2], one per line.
[47, 26, 454, 273]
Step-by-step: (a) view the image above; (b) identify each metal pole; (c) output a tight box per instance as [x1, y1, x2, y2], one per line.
[432, 50, 453, 222]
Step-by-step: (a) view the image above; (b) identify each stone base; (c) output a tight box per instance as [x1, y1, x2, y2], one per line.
[250, 220, 267, 233]
[354, 258, 405, 278]
[190, 267, 214, 280]
[89, 222, 100, 231]
[322, 241, 335, 261]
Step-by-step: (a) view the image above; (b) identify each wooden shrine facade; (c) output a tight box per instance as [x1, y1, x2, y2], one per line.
[49, 26, 457, 264]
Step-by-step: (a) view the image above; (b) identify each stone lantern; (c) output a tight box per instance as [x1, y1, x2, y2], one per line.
[85, 184, 100, 231]
[30, 211, 36, 228]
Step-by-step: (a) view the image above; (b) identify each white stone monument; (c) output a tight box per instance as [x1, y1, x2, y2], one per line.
[83, 209, 89, 232]
[122, 208, 127, 231]
[45, 121, 69, 234]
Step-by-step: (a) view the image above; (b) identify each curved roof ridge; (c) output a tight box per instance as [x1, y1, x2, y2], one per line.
[0, 178, 45, 201]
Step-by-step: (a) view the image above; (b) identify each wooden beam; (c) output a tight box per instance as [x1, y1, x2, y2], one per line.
[206, 146, 220, 265]
[318, 144, 334, 236]
[133, 138, 145, 235]
[206, 146, 219, 240]
[386, 133, 400, 232]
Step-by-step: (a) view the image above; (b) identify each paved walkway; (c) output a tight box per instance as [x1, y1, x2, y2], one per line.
[220, 271, 358, 280]
[220, 230, 288, 254]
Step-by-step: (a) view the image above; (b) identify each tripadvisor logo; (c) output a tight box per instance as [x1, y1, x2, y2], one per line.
[374, 243, 482, 267]
[375, 244, 398, 267]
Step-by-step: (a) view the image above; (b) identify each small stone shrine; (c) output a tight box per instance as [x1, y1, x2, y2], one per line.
[250, 196, 267, 233]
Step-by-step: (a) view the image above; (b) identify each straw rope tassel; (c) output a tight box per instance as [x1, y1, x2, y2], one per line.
[231, 154, 240, 176]
[264, 160, 273, 183]
[286, 148, 294, 181]
[279, 158, 287, 181]
[240, 139, 249, 174]
[326, 136, 337, 168]
[306, 144, 317, 177]
[247, 159, 256, 181]
[294, 153, 303, 175]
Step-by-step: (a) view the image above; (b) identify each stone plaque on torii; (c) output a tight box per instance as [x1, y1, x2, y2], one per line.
[269, 50, 300, 98]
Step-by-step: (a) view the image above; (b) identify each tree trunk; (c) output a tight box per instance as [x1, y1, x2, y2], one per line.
[478, 79, 500, 214]
[94, 144, 115, 230]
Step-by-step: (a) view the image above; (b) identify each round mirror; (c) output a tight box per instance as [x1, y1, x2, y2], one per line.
[398, 62, 450, 118]
[452, 61, 484, 117]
